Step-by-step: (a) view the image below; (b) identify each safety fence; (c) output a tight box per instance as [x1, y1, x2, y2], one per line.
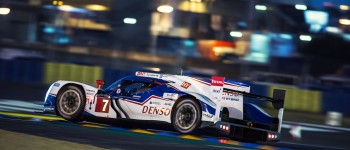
[0, 59, 349, 115]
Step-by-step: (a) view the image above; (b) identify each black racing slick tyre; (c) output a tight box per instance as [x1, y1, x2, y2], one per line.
[172, 99, 201, 134]
[56, 85, 85, 121]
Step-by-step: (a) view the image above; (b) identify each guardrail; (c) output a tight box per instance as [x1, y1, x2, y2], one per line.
[44, 62, 103, 85]
[268, 85, 322, 113]
[0, 59, 43, 84]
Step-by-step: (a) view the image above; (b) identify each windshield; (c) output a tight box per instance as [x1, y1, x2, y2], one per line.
[104, 76, 128, 94]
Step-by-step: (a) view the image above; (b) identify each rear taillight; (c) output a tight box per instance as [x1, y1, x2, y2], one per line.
[268, 133, 278, 139]
[220, 125, 230, 131]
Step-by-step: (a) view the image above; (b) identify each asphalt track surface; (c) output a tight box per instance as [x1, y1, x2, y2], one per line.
[0, 100, 349, 150]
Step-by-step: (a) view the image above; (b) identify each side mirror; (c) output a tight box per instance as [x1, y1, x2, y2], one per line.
[96, 80, 105, 90]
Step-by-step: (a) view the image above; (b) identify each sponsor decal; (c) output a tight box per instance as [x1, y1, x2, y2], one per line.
[181, 81, 191, 89]
[222, 97, 239, 101]
[142, 106, 171, 116]
[163, 93, 178, 100]
[133, 95, 141, 99]
[136, 71, 160, 78]
[222, 91, 240, 101]
[86, 92, 94, 96]
[86, 89, 95, 92]
[203, 113, 213, 118]
[160, 74, 169, 79]
[146, 73, 160, 78]
[86, 97, 93, 110]
[164, 102, 172, 106]
[86, 89, 96, 96]
[116, 89, 121, 94]
[53, 83, 60, 87]
[212, 88, 221, 94]
[86, 97, 93, 103]
[223, 91, 240, 97]
[149, 101, 161, 105]
[136, 71, 145, 76]
[44, 107, 55, 111]
[211, 76, 225, 103]
[95, 97, 110, 113]
[211, 76, 225, 86]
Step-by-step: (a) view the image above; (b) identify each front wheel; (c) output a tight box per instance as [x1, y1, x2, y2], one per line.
[172, 99, 201, 134]
[56, 85, 85, 121]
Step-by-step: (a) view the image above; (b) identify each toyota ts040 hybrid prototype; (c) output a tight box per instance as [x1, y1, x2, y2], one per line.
[44, 71, 286, 142]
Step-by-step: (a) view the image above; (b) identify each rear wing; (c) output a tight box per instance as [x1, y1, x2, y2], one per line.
[223, 88, 286, 110]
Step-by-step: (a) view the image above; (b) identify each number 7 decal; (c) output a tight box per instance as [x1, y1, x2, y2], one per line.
[102, 99, 109, 111]
[95, 97, 110, 113]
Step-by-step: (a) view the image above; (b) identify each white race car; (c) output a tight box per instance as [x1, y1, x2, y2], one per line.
[44, 71, 285, 142]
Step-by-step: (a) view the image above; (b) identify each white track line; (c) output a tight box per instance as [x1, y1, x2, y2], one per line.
[207, 145, 250, 150]
[283, 121, 350, 132]
[280, 141, 346, 150]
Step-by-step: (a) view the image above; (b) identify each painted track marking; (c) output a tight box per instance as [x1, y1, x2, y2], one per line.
[0, 111, 288, 150]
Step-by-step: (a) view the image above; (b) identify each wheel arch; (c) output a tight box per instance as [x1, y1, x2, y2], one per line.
[55, 83, 86, 116]
[222, 107, 229, 114]
[60, 83, 85, 92]
[171, 94, 202, 122]
[221, 107, 229, 122]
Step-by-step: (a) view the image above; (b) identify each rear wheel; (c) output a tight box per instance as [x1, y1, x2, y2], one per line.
[56, 85, 85, 121]
[172, 99, 201, 134]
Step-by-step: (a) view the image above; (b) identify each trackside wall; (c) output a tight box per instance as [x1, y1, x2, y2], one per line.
[0, 59, 349, 116]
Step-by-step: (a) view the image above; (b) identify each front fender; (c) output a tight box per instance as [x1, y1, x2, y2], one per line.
[43, 80, 98, 113]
